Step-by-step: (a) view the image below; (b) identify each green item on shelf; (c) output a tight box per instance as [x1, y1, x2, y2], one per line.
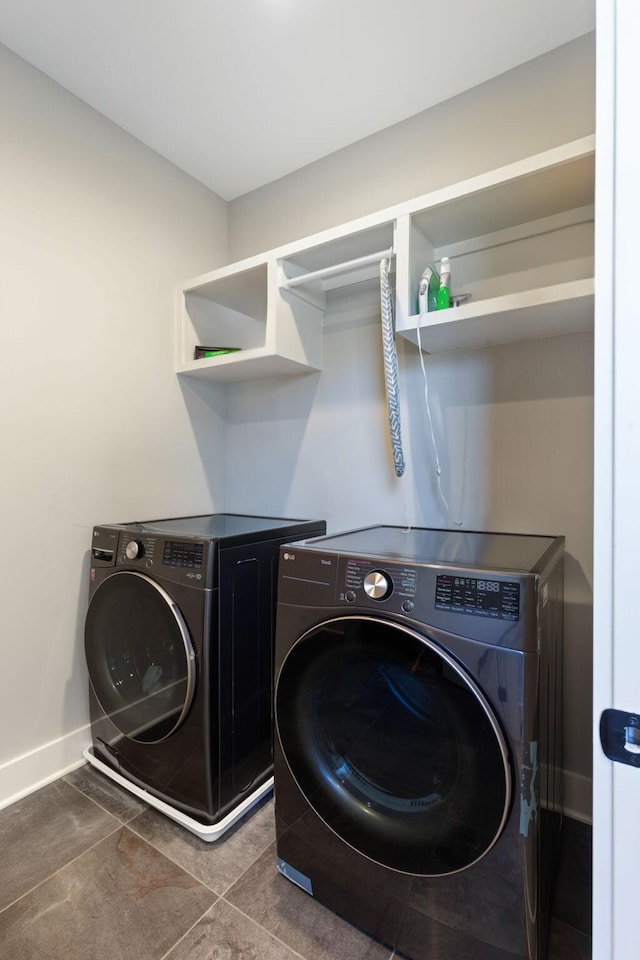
[436, 285, 450, 310]
[194, 346, 241, 360]
[436, 256, 451, 310]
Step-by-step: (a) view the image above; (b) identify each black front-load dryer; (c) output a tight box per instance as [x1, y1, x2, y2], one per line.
[274, 525, 564, 960]
[84, 513, 325, 840]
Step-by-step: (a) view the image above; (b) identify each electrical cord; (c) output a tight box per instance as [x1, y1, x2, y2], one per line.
[415, 318, 463, 528]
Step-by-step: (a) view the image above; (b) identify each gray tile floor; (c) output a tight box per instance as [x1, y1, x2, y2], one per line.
[0, 765, 591, 960]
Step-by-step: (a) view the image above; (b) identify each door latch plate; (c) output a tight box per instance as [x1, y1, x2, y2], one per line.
[600, 708, 640, 766]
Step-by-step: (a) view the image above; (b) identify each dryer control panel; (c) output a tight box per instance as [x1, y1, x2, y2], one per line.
[277, 537, 540, 651]
[336, 555, 528, 648]
[343, 557, 417, 613]
[435, 574, 520, 622]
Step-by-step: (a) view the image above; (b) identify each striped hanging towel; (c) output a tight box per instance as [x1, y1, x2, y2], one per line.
[380, 257, 405, 478]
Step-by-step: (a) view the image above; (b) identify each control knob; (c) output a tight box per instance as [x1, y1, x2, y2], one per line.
[125, 540, 144, 561]
[363, 570, 392, 601]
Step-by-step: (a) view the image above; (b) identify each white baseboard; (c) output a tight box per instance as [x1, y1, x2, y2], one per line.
[562, 768, 593, 824]
[0, 724, 92, 812]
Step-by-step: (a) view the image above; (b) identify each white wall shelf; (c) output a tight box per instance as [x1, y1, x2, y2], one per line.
[399, 279, 594, 354]
[176, 135, 594, 381]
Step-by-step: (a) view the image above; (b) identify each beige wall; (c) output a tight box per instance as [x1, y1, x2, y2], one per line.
[225, 34, 596, 819]
[0, 43, 229, 803]
[230, 34, 595, 259]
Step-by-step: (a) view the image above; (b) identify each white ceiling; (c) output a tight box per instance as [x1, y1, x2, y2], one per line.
[0, 0, 595, 201]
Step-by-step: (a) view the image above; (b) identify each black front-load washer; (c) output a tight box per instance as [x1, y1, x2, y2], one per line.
[274, 525, 564, 960]
[84, 513, 325, 840]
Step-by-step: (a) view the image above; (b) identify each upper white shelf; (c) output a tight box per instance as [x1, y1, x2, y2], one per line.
[398, 279, 594, 354]
[176, 135, 595, 381]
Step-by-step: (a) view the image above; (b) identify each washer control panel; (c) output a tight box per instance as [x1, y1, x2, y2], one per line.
[114, 534, 206, 579]
[118, 534, 157, 567]
[125, 539, 144, 560]
[162, 540, 204, 569]
[88, 525, 213, 588]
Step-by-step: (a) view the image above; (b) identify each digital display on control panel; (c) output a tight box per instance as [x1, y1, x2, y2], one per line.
[435, 575, 519, 621]
[163, 540, 204, 569]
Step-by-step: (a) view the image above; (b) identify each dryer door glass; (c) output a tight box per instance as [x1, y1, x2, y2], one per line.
[275, 616, 511, 876]
[85, 572, 196, 743]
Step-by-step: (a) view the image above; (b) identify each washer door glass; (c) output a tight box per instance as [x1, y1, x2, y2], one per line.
[84, 571, 196, 743]
[275, 616, 511, 876]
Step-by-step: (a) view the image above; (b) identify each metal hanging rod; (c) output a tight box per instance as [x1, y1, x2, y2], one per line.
[283, 247, 395, 290]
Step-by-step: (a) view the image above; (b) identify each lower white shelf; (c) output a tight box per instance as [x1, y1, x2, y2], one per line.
[177, 348, 321, 383]
[396, 278, 594, 354]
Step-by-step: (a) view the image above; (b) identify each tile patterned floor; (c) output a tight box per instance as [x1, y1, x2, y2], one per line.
[0, 766, 591, 960]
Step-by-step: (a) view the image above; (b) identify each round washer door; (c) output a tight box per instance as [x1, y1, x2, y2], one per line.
[85, 571, 196, 744]
[275, 616, 512, 876]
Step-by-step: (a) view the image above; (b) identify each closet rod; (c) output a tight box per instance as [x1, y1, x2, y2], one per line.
[283, 248, 394, 290]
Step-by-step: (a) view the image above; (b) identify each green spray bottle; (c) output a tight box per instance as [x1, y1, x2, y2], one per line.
[436, 256, 451, 310]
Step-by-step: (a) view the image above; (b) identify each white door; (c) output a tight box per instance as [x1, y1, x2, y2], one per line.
[593, 3, 640, 958]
